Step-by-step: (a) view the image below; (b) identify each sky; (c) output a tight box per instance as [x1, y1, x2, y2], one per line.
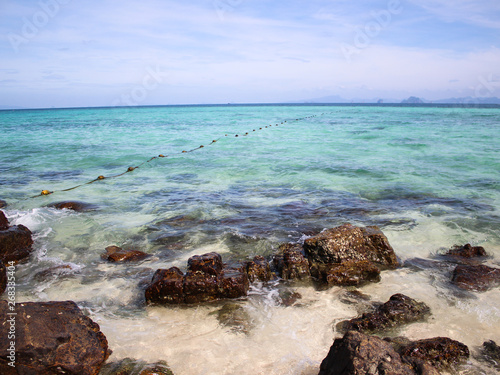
[1, 0, 500, 108]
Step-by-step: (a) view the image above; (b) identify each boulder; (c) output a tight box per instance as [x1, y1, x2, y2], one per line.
[246, 255, 273, 282]
[145, 252, 249, 305]
[337, 294, 431, 333]
[479, 340, 500, 370]
[0, 223, 34, 264]
[304, 224, 399, 269]
[399, 337, 469, 371]
[273, 243, 310, 281]
[311, 260, 381, 287]
[0, 300, 110, 375]
[0, 260, 6, 295]
[319, 330, 415, 375]
[47, 201, 97, 211]
[99, 358, 174, 375]
[0, 211, 8, 230]
[451, 264, 500, 291]
[102, 246, 149, 263]
[445, 243, 487, 258]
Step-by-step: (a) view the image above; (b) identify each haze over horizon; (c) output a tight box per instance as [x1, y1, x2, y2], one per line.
[1, 0, 499, 109]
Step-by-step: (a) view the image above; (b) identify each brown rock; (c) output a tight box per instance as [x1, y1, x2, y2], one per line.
[0, 260, 6, 295]
[102, 246, 149, 262]
[246, 255, 272, 282]
[0, 224, 34, 264]
[183, 270, 220, 304]
[311, 259, 381, 287]
[273, 243, 310, 281]
[0, 300, 110, 375]
[304, 223, 399, 268]
[446, 243, 487, 258]
[480, 340, 500, 370]
[0, 211, 8, 230]
[319, 330, 415, 375]
[92, 358, 175, 375]
[145, 267, 185, 304]
[48, 201, 97, 211]
[337, 293, 431, 334]
[187, 252, 223, 276]
[451, 264, 500, 291]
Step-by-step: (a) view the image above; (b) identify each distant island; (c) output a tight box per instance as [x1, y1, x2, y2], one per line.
[296, 95, 500, 105]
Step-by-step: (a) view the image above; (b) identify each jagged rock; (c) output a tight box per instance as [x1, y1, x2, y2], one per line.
[145, 252, 249, 305]
[99, 358, 174, 375]
[102, 246, 149, 262]
[0, 222, 34, 264]
[273, 243, 310, 281]
[319, 330, 415, 375]
[0, 260, 6, 295]
[212, 303, 254, 334]
[451, 264, 500, 291]
[0, 211, 8, 230]
[479, 340, 500, 370]
[303, 223, 399, 268]
[47, 201, 97, 211]
[246, 255, 272, 282]
[0, 300, 110, 375]
[399, 337, 469, 371]
[337, 294, 431, 334]
[311, 260, 381, 287]
[446, 243, 487, 258]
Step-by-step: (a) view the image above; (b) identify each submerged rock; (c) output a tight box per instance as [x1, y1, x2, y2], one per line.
[102, 245, 150, 263]
[451, 264, 500, 291]
[100, 358, 174, 375]
[212, 302, 254, 334]
[0, 219, 34, 264]
[0, 200, 7, 209]
[47, 200, 97, 211]
[273, 243, 310, 281]
[0, 300, 110, 375]
[337, 294, 431, 334]
[479, 340, 500, 370]
[0, 260, 6, 295]
[145, 252, 249, 305]
[445, 243, 487, 258]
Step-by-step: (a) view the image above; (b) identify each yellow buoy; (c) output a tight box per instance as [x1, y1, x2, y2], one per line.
[97, 175, 105, 180]
[41, 190, 51, 195]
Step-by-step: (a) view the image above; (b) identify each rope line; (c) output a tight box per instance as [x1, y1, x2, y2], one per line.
[30, 113, 325, 199]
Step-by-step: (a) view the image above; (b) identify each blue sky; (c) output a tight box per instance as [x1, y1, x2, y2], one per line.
[1, 0, 499, 108]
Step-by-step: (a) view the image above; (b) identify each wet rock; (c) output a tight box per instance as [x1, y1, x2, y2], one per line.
[446, 243, 487, 258]
[246, 255, 272, 282]
[451, 264, 500, 291]
[33, 264, 76, 282]
[0, 222, 34, 264]
[278, 288, 302, 307]
[403, 257, 450, 271]
[319, 330, 415, 375]
[102, 246, 150, 263]
[0, 300, 110, 375]
[337, 294, 431, 334]
[273, 243, 310, 281]
[311, 260, 381, 287]
[48, 200, 97, 211]
[0, 260, 6, 295]
[145, 252, 249, 305]
[0, 200, 7, 209]
[479, 340, 500, 370]
[0, 210, 8, 230]
[304, 223, 399, 269]
[212, 302, 254, 334]
[100, 358, 174, 375]
[399, 337, 469, 371]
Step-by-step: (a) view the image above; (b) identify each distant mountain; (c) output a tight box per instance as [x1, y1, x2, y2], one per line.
[432, 96, 500, 104]
[401, 96, 425, 104]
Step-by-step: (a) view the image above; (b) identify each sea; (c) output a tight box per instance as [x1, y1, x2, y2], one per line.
[1, 104, 499, 374]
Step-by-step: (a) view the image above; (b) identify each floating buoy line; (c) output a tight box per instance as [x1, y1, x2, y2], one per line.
[30, 113, 326, 199]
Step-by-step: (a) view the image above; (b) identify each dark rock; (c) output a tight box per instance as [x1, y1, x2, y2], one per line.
[337, 294, 431, 334]
[0, 260, 6, 295]
[102, 246, 149, 263]
[311, 260, 381, 287]
[319, 330, 415, 375]
[303, 223, 399, 268]
[0, 300, 110, 375]
[445, 243, 487, 258]
[100, 358, 174, 375]
[399, 337, 469, 370]
[278, 289, 302, 307]
[0, 210, 8, 230]
[246, 255, 272, 282]
[273, 243, 310, 281]
[212, 303, 253, 334]
[145, 253, 249, 305]
[48, 201, 97, 211]
[479, 340, 500, 370]
[451, 264, 500, 291]
[33, 264, 76, 282]
[0, 200, 7, 209]
[0, 223, 34, 264]
[404, 257, 450, 271]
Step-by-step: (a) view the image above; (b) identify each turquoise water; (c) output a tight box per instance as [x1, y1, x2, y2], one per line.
[1, 104, 500, 374]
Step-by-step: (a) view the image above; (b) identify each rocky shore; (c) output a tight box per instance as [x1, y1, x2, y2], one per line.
[1, 204, 500, 374]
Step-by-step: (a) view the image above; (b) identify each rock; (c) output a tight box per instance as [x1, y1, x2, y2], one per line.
[145, 252, 249, 305]
[399, 337, 469, 371]
[212, 303, 254, 334]
[0, 223, 34, 264]
[278, 289, 302, 307]
[100, 358, 174, 375]
[48, 201, 97, 211]
[337, 294, 431, 334]
[479, 340, 500, 370]
[446, 243, 487, 258]
[0, 211, 8, 230]
[319, 330, 415, 375]
[0, 260, 6, 295]
[102, 246, 149, 262]
[0, 300, 110, 375]
[0, 200, 7, 209]
[451, 264, 500, 291]
[246, 255, 272, 282]
[311, 260, 381, 287]
[303, 223, 399, 269]
[273, 243, 310, 281]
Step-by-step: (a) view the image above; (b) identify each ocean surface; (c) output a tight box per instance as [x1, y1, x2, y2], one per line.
[1, 104, 500, 374]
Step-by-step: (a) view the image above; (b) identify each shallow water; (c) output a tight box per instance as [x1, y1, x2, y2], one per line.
[1, 104, 500, 374]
